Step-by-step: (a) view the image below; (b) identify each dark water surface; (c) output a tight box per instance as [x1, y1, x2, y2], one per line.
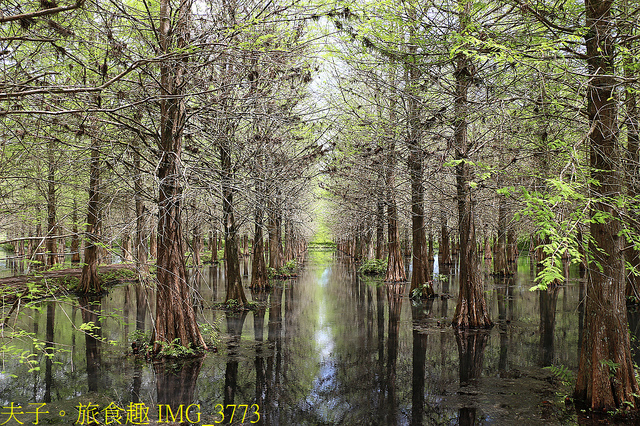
[0, 250, 597, 424]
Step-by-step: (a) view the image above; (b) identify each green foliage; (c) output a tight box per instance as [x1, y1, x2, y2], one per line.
[223, 298, 244, 312]
[544, 364, 575, 386]
[155, 338, 198, 358]
[268, 260, 298, 279]
[129, 328, 151, 343]
[46, 263, 71, 271]
[410, 282, 433, 299]
[0, 243, 15, 252]
[309, 220, 335, 246]
[55, 275, 80, 290]
[267, 267, 277, 279]
[282, 259, 297, 274]
[358, 258, 386, 275]
[599, 359, 620, 378]
[509, 179, 587, 291]
[199, 318, 223, 347]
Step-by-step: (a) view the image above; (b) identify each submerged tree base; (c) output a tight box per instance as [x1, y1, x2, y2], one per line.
[0, 264, 138, 305]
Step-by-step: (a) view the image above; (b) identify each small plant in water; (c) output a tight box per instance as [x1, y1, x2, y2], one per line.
[544, 364, 574, 386]
[199, 318, 223, 348]
[358, 259, 386, 275]
[411, 282, 434, 299]
[156, 338, 198, 358]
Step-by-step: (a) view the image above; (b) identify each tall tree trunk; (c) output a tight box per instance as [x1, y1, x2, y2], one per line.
[484, 235, 492, 261]
[507, 229, 517, 264]
[79, 136, 101, 294]
[494, 192, 511, 276]
[242, 234, 249, 257]
[134, 143, 149, 279]
[440, 209, 451, 266]
[385, 197, 406, 282]
[221, 140, 247, 305]
[384, 68, 406, 282]
[251, 152, 268, 289]
[46, 138, 57, 267]
[624, 5, 640, 300]
[152, 0, 205, 354]
[268, 202, 284, 270]
[284, 219, 294, 262]
[192, 225, 202, 267]
[452, 0, 491, 328]
[408, 100, 432, 295]
[149, 226, 157, 260]
[121, 232, 133, 262]
[574, 0, 639, 409]
[376, 199, 385, 260]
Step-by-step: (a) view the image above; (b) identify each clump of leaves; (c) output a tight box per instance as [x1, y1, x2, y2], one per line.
[410, 282, 434, 299]
[156, 338, 199, 358]
[214, 299, 259, 312]
[544, 364, 575, 386]
[358, 258, 387, 275]
[98, 268, 137, 283]
[0, 243, 15, 252]
[199, 318, 223, 348]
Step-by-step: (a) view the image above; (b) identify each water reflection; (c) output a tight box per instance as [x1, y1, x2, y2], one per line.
[80, 295, 102, 392]
[496, 278, 513, 374]
[456, 330, 488, 425]
[44, 303, 54, 403]
[0, 251, 587, 424]
[411, 299, 433, 426]
[224, 311, 248, 420]
[539, 287, 559, 367]
[154, 358, 203, 422]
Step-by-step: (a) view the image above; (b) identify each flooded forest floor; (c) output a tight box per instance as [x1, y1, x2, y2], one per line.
[0, 250, 631, 424]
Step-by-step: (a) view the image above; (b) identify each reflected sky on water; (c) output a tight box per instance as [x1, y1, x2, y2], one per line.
[0, 250, 600, 424]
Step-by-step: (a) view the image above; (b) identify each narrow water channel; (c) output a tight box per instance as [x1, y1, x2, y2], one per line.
[0, 249, 609, 424]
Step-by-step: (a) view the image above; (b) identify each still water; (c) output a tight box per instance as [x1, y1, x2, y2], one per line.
[0, 250, 601, 424]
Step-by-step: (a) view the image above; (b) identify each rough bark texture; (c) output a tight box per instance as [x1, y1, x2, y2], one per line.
[222, 139, 247, 305]
[574, 0, 640, 410]
[507, 229, 518, 264]
[283, 220, 294, 262]
[79, 136, 102, 294]
[451, 2, 491, 328]
[408, 127, 433, 295]
[493, 193, 511, 276]
[121, 232, 133, 262]
[268, 204, 284, 270]
[484, 236, 492, 261]
[440, 210, 451, 265]
[385, 199, 406, 282]
[149, 227, 157, 260]
[242, 234, 249, 257]
[251, 175, 268, 289]
[152, 0, 206, 354]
